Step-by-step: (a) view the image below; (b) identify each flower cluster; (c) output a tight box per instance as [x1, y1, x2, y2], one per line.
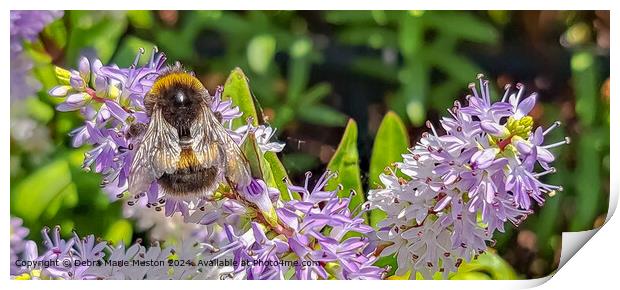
[10, 10, 63, 100]
[49, 48, 165, 193]
[209, 172, 385, 280]
[368, 75, 567, 279]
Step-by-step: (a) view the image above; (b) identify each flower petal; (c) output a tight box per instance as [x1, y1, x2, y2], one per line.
[48, 85, 71, 97]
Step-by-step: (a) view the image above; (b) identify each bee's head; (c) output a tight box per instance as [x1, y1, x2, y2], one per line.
[145, 67, 210, 133]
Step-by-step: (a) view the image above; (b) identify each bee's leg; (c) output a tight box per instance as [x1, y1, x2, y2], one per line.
[224, 177, 240, 198]
[126, 122, 147, 139]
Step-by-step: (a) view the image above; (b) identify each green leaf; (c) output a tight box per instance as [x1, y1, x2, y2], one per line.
[240, 132, 289, 205]
[222, 68, 259, 128]
[374, 255, 398, 278]
[450, 272, 492, 280]
[241, 133, 274, 184]
[222, 67, 290, 201]
[105, 219, 133, 246]
[450, 251, 518, 280]
[247, 34, 277, 75]
[397, 251, 517, 280]
[265, 152, 295, 201]
[326, 119, 365, 219]
[369, 112, 410, 227]
[12, 159, 72, 223]
[44, 183, 78, 219]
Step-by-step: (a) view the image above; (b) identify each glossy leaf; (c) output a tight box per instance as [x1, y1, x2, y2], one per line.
[389, 251, 518, 280]
[450, 251, 518, 280]
[326, 119, 365, 219]
[44, 183, 78, 219]
[221, 67, 259, 128]
[12, 159, 72, 223]
[265, 151, 295, 201]
[369, 112, 410, 227]
[241, 133, 275, 185]
[223, 67, 289, 200]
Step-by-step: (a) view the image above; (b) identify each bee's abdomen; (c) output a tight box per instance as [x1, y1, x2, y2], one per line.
[177, 149, 200, 169]
[158, 166, 220, 197]
[157, 149, 220, 197]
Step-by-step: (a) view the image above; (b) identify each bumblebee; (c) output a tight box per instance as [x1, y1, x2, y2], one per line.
[128, 66, 251, 198]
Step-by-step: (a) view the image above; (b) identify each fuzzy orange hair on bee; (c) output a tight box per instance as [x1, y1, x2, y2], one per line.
[128, 65, 251, 198]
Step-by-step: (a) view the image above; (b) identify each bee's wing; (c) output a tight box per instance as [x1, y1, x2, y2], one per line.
[191, 103, 252, 187]
[128, 107, 181, 194]
[190, 105, 222, 169]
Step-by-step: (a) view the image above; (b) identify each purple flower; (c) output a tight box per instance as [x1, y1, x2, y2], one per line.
[210, 86, 243, 125]
[369, 75, 567, 279]
[73, 233, 106, 262]
[458, 76, 513, 124]
[215, 171, 386, 280]
[241, 179, 279, 226]
[99, 47, 165, 107]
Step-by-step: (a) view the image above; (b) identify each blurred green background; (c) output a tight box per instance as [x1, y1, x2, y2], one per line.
[10, 11, 610, 279]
